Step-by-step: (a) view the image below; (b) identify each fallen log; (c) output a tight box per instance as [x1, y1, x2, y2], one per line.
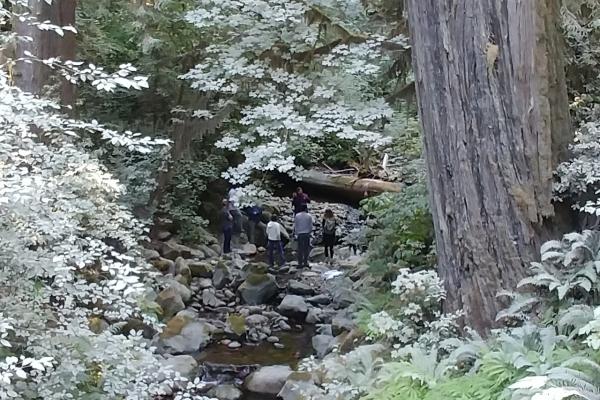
[299, 170, 403, 195]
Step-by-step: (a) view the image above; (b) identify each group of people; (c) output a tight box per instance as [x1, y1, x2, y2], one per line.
[221, 187, 339, 269]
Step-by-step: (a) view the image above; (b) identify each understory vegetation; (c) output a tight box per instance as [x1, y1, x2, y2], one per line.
[3, 0, 600, 400]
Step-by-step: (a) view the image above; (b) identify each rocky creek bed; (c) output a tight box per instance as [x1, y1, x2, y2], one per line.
[141, 197, 367, 399]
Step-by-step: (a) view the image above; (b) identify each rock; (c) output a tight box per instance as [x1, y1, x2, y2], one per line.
[161, 355, 198, 379]
[167, 280, 192, 303]
[277, 295, 308, 320]
[305, 308, 322, 324]
[287, 280, 316, 296]
[228, 341, 242, 349]
[239, 243, 258, 256]
[156, 230, 172, 241]
[309, 247, 325, 260]
[157, 316, 215, 353]
[189, 261, 213, 278]
[278, 372, 319, 400]
[274, 343, 285, 349]
[202, 289, 219, 308]
[160, 240, 204, 260]
[332, 312, 356, 336]
[306, 294, 331, 305]
[278, 320, 292, 331]
[226, 314, 247, 339]
[200, 244, 219, 258]
[245, 314, 269, 328]
[316, 324, 333, 336]
[156, 287, 185, 319]
[142, 248, 161, 260]
[312, 334, 334, 358]
[258, 246, 266, 253]
[267, 336, 279, 343]
[238, 273, 279, 305]
[245, 365, 292, 395]
[208, 384, 243, 400]
[212, 263, 231, 290]
[174, 258, 192, 283]
[88, 317, 109, 334]
[152, 258, 176, 274]
[198, 278, 213, 289]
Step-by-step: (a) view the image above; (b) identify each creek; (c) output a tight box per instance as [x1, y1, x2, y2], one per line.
[147, 194, 365, 399]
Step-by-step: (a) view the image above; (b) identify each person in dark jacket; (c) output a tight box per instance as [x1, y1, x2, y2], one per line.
[322, 208, 338, 264]
[221, 199, 234, 254]
[244, 204, 263, 244]
[291, 186, 310, 215]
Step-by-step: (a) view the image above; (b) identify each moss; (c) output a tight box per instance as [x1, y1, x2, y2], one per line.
[161, 315, 190, 338]
[227, 314, 247, 336]
[245, 272, 271, 286]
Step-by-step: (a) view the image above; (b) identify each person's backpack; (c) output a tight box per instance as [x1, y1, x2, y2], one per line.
[323, 218, 336, 235]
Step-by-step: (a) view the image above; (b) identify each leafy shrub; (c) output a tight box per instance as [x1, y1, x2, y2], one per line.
[361, 181, 435, 272]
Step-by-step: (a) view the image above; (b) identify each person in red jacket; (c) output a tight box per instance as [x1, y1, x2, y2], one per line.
[291, 186, 310, 215]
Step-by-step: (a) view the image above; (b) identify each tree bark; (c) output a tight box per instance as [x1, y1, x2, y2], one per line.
[300, 170, 403, 195]
[13, 0, 76, 105]
[407, 0, 572, 332]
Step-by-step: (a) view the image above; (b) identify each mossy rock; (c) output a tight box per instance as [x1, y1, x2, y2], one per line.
[245, 272, 271, 286]
[152, 258, 175, 274]
[88, 317, 109, 334]
[161, 315, 191, 339]
[189, 261, 214, 278]
[227, 314, 247, 337]
[287, 371, 313, 382]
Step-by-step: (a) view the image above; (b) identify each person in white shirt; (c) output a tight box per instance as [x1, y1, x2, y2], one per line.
[266, 214, 289, 268]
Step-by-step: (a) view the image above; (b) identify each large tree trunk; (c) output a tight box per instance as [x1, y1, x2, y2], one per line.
[14, 0, 76, 104]
[407, 0, 572, 332]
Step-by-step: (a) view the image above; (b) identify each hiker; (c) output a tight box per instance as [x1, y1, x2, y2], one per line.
[227, 187, 243, 243]
[243, 204, 263, 244]
[266, 214, 288, 268]
[294, 204, 313, 268]
[291, 186, 310, 215]
[322, 208, 338, 264]
[221, 199, 234, 254]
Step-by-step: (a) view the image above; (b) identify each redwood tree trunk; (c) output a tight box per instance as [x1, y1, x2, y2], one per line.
[407, 0, 572, 332]
[14, 0, 76, 104]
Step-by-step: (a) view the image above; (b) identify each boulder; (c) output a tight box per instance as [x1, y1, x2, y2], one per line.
[332, 312, 356, 336]
[226, 314, 247, 339]
[245, 365, 292, 395]
[277, 295, 308, 320]
[287, 280, 316, 296]
[245, 314, 269, 328]
[152, 258, 176, 274]
[239, 243, 258, 256]
[160, 355, 198, 379]
[305, 308, 322, 324]
[278, 372, 320, 400]
[306, 294, 331, 305]
[142, 248, 161, 260]
[174, 258, 192, 282]
[188, 261, 213, 278]
[208, 384, 243, 400]
[212, 263, 231, 290]
[156, 287, 185, 319]
[160, 240, 204, 260]
[167, 281, 192, 303]
[202, 289, 219, 308]
[312, 334, 334, 358]
[198, 278, 213, 289]
[238, 273, 278, 305]
[200, 244, 219, 259]
[157, 316, 215, 353]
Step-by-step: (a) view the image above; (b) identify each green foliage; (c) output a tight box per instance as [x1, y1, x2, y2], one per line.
[361, 181, 434, 273]
[160, 155, 227, 243]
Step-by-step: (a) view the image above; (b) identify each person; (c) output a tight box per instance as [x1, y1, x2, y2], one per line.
[294, 204, 313, 268]
[227, 187, 243, 243]
[221, 199, 234, 254]
[292, 186, 310, 215]
[243, 204, 263, 244]
[266, 215, 288, 268]
[322, 209, 338, 264]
